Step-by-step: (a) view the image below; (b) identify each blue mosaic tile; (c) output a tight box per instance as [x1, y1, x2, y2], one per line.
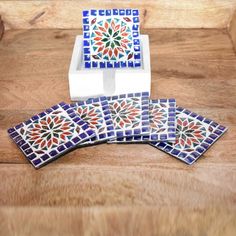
[70, 96, 115, 144]
[150, 106, 228, 165]
[7, 102, 95, 169]
[82, 8, 141, 69]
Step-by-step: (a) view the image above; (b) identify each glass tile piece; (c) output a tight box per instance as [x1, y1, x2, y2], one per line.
[7, 102, 95, 169]
[114, 99, 176, 143]
[107, 92, 150, 140]
[70, 96, 115, 144]
[150, 106, 228, 165]
[82, 8, 141, 69]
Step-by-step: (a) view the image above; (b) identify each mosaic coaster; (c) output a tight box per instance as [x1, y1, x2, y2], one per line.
[82, 9, 141, 69]
[107, 92, 150, 140]
[70, 96, 115, 144]
[150, 106, 228, 165]
[7, 102, 95, 169]
[115, 99, 176, 143]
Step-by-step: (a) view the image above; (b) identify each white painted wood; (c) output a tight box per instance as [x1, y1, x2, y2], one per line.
[68, 35, 151, 100]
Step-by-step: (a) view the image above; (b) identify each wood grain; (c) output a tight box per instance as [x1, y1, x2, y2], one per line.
[0, 162, 236, 207]
[229, 10, 236, 52]
[0, 1, 236, 29]
[0, 207, 236, 236]
[0, 28, 236, 234]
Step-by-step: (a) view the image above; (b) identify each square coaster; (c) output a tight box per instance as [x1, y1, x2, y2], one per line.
[7, 102, 95, 169]
[150, 106, 228, 165]
[82, 9, 141, 69]
[70, 96, 115, 144]
[107, 92, 150, 140]
[114, 99, 176, 143]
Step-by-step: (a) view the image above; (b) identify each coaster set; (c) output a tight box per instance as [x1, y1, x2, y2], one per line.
[7, 9, 228, 168]
[8, 93, 227, 169]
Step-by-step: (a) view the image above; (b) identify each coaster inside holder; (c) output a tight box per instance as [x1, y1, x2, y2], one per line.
[82, 9, 141, 69]
[68, 9, 151, 100]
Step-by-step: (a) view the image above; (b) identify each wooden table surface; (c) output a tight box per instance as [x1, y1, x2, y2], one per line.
[0, 28, 236, 235]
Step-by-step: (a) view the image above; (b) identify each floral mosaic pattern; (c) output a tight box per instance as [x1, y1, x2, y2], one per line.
[23, 112, 75, 153]
[76, 104, 104, 130]
[7, 103, 95, 169]
[149, 102, 168, 132]
[83, 9, 141, 68]
[70, 97, 115, 143]
[90, 18, 133, 61]
[107, 92, 150, 139]
[114, 99, 176, 143]
[149, 99, 176, 140]
[109, 98, 141, 130]
[150, 107, 227, 165]
[175, 116, 207, 151]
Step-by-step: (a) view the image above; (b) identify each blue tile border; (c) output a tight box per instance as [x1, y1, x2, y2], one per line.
[7, 102, 96, 169]
[149, 106, 228, 165]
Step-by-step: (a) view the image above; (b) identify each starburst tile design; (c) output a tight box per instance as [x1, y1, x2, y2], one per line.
[107, 92, 149, 140]
[7, 102, 95, 169]
[114, 99, 176, 143]
[82, 9, 141, 68]
[150, 107, 228, 165]
[70, 96, 115, 144]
